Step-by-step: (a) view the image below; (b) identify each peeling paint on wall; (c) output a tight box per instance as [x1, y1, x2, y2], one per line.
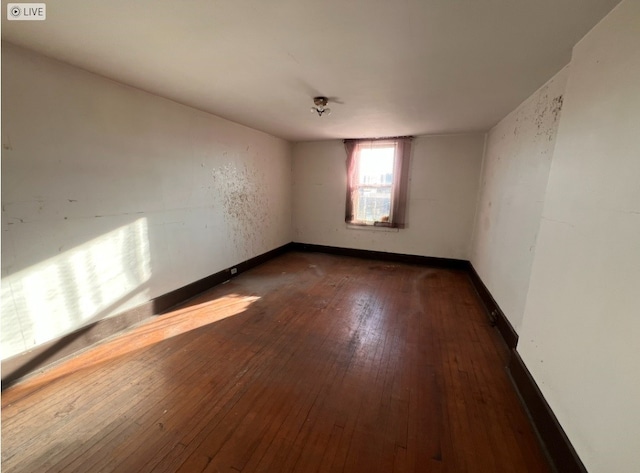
[212, 162, 271, 258]
[470, 65, 570, 332]
[1, 43, 292, 362]
[551, 95, 564, 120]
[533, 86, 565, 141]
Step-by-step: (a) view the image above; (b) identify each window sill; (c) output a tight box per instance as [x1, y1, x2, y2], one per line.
[346, 223, 399, 233]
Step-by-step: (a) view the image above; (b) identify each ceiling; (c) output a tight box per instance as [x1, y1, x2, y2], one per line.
[1, 0, 620, 142]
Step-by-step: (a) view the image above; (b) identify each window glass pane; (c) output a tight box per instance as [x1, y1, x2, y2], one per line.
[356, 186, 392, 222]
[353, 145, 395, 223]
[358, 147, 395, 186]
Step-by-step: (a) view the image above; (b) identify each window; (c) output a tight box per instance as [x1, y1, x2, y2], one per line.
[344, 137, 412, 228]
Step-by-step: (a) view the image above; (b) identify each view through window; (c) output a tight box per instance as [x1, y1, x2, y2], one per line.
[354, 145, 395, 224]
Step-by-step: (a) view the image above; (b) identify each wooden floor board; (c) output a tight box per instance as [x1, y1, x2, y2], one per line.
[1, 252, 551, 473]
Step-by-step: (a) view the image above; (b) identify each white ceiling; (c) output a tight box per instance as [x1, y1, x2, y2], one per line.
[2, 0, 620, 142]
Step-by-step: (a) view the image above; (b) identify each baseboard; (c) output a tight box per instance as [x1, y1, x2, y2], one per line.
[291, 242, 470, 270]
[509, 349, 587, 473]
[467, 264, 519, 349]
[1, 242, 293, 389]
[152, 242, 294, 314]
[459, 264, 585, 473]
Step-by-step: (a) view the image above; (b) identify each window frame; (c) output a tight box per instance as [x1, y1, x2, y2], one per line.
[344, 137, 412, 229]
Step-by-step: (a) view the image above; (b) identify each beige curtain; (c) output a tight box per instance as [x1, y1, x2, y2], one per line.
[344, 140, 358, 223]
[392, 137, 412, 228]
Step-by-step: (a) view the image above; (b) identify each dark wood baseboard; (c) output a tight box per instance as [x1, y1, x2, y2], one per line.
[509, 349, 587, 473]
[467, 264, 587, 473]
[291, 242, 470, 270]
[467, 264, 519, 349]
[1, 242, 293, 389]
[152, 242, 294, 314]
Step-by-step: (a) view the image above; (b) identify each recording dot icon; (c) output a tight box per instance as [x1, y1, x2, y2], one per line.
[10, 6, 21, 17]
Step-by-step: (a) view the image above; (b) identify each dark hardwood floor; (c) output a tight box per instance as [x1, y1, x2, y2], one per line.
[1, 252, 551, 472]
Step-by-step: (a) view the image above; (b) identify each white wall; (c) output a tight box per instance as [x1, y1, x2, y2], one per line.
[517, 1, 640, 471]
[471, 67, 569, 331]
[1, 43, 292, 360]
[292, 134, 484, 260]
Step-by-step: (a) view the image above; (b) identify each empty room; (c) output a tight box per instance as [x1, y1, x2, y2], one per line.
[1, 1, 638, 472]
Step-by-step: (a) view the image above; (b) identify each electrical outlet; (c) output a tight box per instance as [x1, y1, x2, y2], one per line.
[230, 267, 238, 275]
[488, 310, 498, 327]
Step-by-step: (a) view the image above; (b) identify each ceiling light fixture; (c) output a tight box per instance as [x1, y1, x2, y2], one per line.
[310, 96, 331, 117]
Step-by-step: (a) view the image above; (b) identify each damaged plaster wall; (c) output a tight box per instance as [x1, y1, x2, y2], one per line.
[470, 65, 569, 332]
[1, 43, 292, 360]
[518, 1, 640, 471]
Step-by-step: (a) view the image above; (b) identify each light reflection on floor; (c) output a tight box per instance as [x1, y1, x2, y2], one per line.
[6, 292, 260, 397]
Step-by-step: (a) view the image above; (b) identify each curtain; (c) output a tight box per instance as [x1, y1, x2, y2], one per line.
[344, 140, 358, 223]
[391, 137, 412, 228]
